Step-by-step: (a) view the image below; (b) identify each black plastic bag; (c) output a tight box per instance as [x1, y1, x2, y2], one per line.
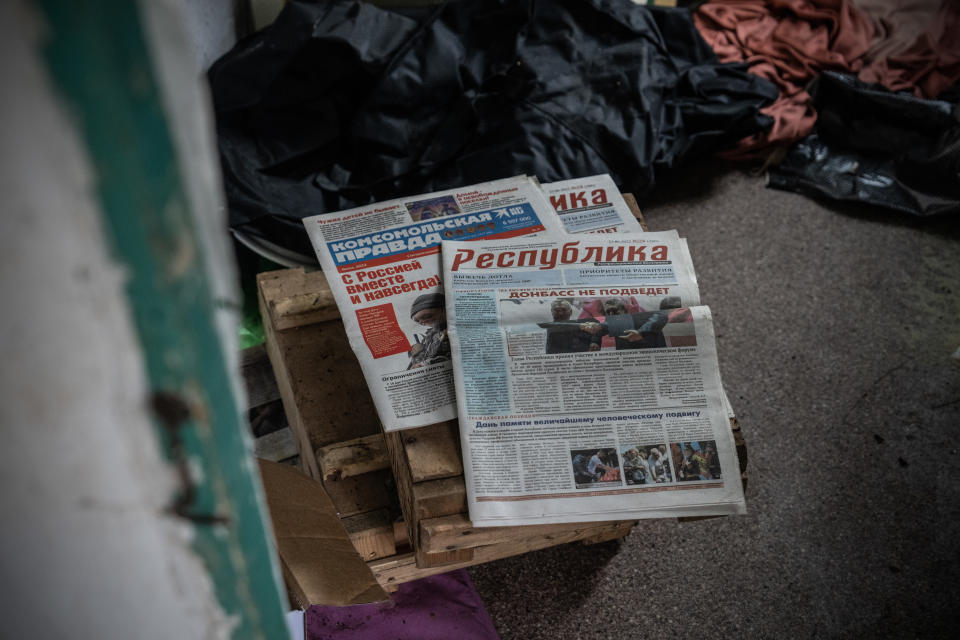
[768, 71, 960, 217]
[210, 0, 776, 258]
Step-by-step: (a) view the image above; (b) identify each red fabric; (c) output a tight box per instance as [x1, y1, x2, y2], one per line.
[695, 0, 960, 157]
[694, 0, 875, 157]
[857, 1, 960, 98]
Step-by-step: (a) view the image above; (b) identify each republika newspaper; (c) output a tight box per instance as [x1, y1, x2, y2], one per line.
[441, 232, 745, 525]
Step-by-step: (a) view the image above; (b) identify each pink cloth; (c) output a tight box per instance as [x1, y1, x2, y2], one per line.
[307, 570, 499, 640]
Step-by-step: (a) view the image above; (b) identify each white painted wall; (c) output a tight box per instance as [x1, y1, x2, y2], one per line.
[176, 0, 241, 72]
[0, 3, 234, 638]
[174, 0, 286, 72]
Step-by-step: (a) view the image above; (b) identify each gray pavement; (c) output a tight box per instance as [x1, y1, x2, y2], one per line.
[468, 166, 960, 639]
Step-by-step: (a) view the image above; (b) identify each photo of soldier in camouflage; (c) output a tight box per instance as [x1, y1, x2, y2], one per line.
[406, 293, 451, 369]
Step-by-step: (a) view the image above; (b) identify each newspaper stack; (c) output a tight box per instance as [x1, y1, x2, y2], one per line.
[304, 174, 639, 430]
[305, 174, 744, 525]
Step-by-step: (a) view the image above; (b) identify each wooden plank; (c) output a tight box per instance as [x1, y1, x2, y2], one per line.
[258, 268, 340, 330]
[379, 421, 465, 549]
[411, 476, 467, 520]
[384, 431, 417, 545]
[401, 421, 463, 483]
[367, 553, 444, 590]
[384, 430, 465, 568]
[258, 276, 382, 474]
[393, 520, 410, 550]
[368, 521, 636, 589]
[259, 287, 320, 478]
[240, 344, 282, 409]
[415, 548, 474, 568]
[420, 514, 635, 553]
[317, 434, 390, 482]
[342, 509, 396, 561]
[322, 470, 392, 518]
[254, 426, 299, 462]
[580, 525, 635, 545]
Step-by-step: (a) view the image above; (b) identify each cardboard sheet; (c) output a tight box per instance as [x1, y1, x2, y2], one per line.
[258, 459, 389, 607]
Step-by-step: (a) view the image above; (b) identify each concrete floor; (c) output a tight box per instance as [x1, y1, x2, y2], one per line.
[468, 166, 960, 639]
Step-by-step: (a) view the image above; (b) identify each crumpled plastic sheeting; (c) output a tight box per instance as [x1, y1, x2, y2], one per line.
[767, 71, 960, 216]
[210, 0, 776, 258]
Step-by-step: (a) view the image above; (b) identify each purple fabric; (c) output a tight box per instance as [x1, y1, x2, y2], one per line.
[306, 570, 500, 640]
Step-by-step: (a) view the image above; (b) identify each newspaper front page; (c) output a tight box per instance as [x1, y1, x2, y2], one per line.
[304, 176, 563, 431]
[544, 174, 645, 234]
[441, 232, 746, 525]
[303, 174, 643, 431]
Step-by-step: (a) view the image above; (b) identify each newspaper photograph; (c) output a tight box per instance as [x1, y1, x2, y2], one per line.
[441, 232, 746, 525]
[303, 176, 563, 431]
[543, 174, 645, 234]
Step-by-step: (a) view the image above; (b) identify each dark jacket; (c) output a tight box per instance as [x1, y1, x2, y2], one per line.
[544, 318, 603, 354]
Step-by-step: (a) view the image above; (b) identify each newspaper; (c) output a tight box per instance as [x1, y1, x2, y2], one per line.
[544, 174, 645, 234]
[441, 232, 746, 525]
[303, 176, 563, 431]
[303, 174, 644, 431]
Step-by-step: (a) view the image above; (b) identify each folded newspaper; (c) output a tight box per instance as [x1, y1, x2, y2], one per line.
[304, 174, 641, 431]
[544, 174, 644, 235]
[441, 232, 746, 525]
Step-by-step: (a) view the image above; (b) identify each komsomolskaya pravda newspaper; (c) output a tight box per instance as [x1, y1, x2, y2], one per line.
[441, 232, 745, 525]
[303, 174, 641, 431]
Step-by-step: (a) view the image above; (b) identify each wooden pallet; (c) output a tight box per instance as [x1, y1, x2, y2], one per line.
[252, 197, 747, 590]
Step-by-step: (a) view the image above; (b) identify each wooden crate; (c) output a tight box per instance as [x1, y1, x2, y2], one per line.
[252, 197, 747, 589]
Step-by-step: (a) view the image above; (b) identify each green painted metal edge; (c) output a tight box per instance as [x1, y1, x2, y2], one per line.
[36, 1, 290, 637]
